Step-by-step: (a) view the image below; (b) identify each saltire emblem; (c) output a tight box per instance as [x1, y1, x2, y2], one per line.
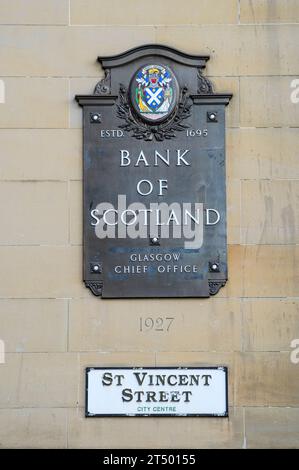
[130, 64, 178, 122]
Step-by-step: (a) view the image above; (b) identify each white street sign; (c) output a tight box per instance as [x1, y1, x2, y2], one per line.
[86, 367, 228, 417]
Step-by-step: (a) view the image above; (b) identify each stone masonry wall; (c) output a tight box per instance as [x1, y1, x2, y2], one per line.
[0, 0, 299, 448]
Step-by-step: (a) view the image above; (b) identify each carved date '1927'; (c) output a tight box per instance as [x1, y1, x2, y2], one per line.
[139, 317, 175, 332]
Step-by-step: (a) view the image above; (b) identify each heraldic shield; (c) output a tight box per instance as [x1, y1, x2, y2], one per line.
[130, 64, 179, 123]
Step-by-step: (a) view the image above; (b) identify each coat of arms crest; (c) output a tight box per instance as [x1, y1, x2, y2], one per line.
[130, 64, 178, 122]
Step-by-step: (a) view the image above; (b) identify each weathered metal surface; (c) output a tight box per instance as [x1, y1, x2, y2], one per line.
[76, 45, 232, 298]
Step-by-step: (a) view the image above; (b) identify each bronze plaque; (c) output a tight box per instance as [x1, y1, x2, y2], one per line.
[76, 45, 232, 298]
